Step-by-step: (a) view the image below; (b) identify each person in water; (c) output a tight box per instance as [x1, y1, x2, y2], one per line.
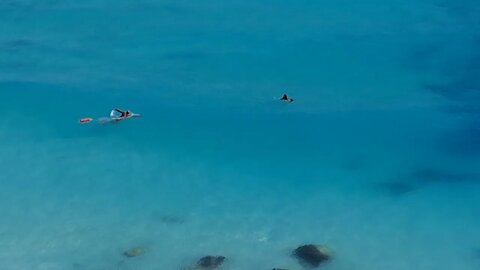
[280, 93, 294, 103]
[113, 108, 132, 120]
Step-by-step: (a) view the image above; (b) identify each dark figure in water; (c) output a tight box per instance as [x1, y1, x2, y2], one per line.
[113, 108, 131, 118]
[293, 244, 332, 268]
[280, 93, 294, 103]
[196, 256, 226, 269]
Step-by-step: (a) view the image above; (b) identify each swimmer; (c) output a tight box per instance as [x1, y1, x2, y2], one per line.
[112, 108, 132, 120]
[80, 109, 140, 125]
[280, 93, 294, 103]
[110, 108, 141, 122]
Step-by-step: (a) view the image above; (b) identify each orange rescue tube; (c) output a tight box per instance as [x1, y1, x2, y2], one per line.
[79, 117, 93, 124]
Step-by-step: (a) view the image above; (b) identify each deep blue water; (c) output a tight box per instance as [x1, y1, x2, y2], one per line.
[1, 1, 480, 269]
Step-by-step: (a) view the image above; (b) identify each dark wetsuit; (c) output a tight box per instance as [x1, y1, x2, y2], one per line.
[114, 109, 130, 118]
[280, 94, 294, 102]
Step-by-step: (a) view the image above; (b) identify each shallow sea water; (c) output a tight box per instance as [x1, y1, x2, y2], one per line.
[1, 1, 480, 269]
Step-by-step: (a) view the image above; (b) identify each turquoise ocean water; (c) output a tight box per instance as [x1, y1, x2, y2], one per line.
[1, 1, 480, 269]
